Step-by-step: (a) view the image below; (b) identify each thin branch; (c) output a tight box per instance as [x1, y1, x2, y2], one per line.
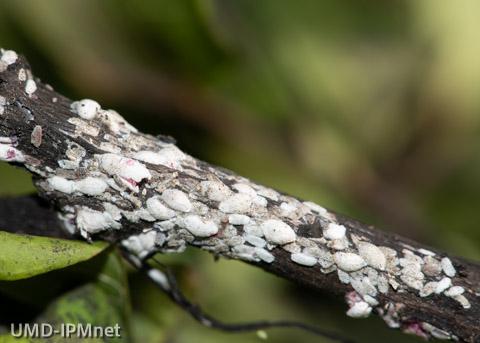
[0, 195, 71, 239]
[0, 49, 479, 342]
[122, 251, 354, 343]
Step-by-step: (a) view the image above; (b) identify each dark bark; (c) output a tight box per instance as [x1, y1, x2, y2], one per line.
[0, 195, 68, 238]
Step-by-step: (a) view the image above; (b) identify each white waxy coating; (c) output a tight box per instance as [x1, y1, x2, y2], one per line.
[422, 256, 442, 277]
[48, 176, 107, 196]
[199, 180, 232, 202]
[435, 277, 452, 294]
[2, 146, 25, 162]
[121, 236, 142, 255]
[146, 197, 176, 220]
[99, 153, 151, 183]
[346, 301, 372, 318]
[48, 176, 75, 194]
[334, 252, 366, 272]
[99, 142, 121, 154]
[256, 187, 280, 201]
[244, 234, 266, 247]
[363, 295, 379, 306]
[25, 80, 37, 96]
[133, 146, 185, 169]
[421, 323, 452, 340]
[244, 224, 263, 237]
[444, 286, 465, 297]
[400, 263, 424, 290]
[232, 244, 256, 261]
[418, 248, 436, 256]
[161, 189, 192, 212]
[233, 183, 257, 197]
[228, 214, 250, 225]
[219, 193, 252, 214]
[227, 236, 245, 247]
[453, 294, 471, 309]
[419, 282, 437, 297]
[389, 279, 400, 290]
[329, 237, 348, 251]
[441, 257, 456, 277]
[254, 247, 275, 263]
[351, 277, 377, 297]
[323, 223, 346, 240]
[155, 220, 175, 232]
[377, 275, 389, 294]
[257, 188, 279, 201]
[122, 231, 156, 258]
[315, 249, 335, 268]
[71, 99, 101, 120]
[290, 252, 317, 266]
[338, 270, 351, 284]
[138, 231, 157, 252]
[1, 50, 18, 65]
[0, 99, 4, 115]
[133, 151, 163, 164]
[67, 117, 100, 137]
[283, 242, 301, 253]
[358, 242, 386, 270]
[58, 160, 78, 170]
[76, 207, 120, 233]
[253, 195, 268, 207]
[147, 269, 170, 290]
[102, 203, 122, 221]
[18, 68, 26, 81]
[75, 177, 108, 196]
[261, 219, 296, 245]
[125, 208, 156, 223]
[182, 215, 218, 237]
[279, 202, 297, 216]
[31, 125, 43, 147]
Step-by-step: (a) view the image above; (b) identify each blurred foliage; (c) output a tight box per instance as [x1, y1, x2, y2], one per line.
[0, 249, 129, 342]
[1, 0, 480, 342]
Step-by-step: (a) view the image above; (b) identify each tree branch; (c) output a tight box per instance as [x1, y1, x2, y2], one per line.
[122, 252, 354, 343]
[0, 50, 479, 342]
[0, 195, 69, 238]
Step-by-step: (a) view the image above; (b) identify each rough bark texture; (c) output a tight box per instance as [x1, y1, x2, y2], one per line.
[0, 51, 479, 342]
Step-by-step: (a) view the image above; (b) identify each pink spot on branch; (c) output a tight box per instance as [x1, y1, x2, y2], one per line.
[6, 148, 15, 160]
[403, 322, 429, 340]
[125, 177, 138, 187]
[126, 159, 135, 166]
[345, 291, 362, 307]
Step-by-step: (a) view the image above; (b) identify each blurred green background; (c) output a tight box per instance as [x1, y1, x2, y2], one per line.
[1, 0, 480, 342]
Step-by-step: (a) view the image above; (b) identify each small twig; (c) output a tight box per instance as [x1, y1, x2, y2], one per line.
[122, 251, 354, 343]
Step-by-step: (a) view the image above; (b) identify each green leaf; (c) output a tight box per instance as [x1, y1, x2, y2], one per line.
[0, 335, 30, 343]
[0, 251, 130, 343]
[35, 252, 129, 343]
[0, 231, 107, 281]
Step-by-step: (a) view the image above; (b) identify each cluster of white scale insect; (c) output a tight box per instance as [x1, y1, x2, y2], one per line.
[0, 49, 473, 338]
